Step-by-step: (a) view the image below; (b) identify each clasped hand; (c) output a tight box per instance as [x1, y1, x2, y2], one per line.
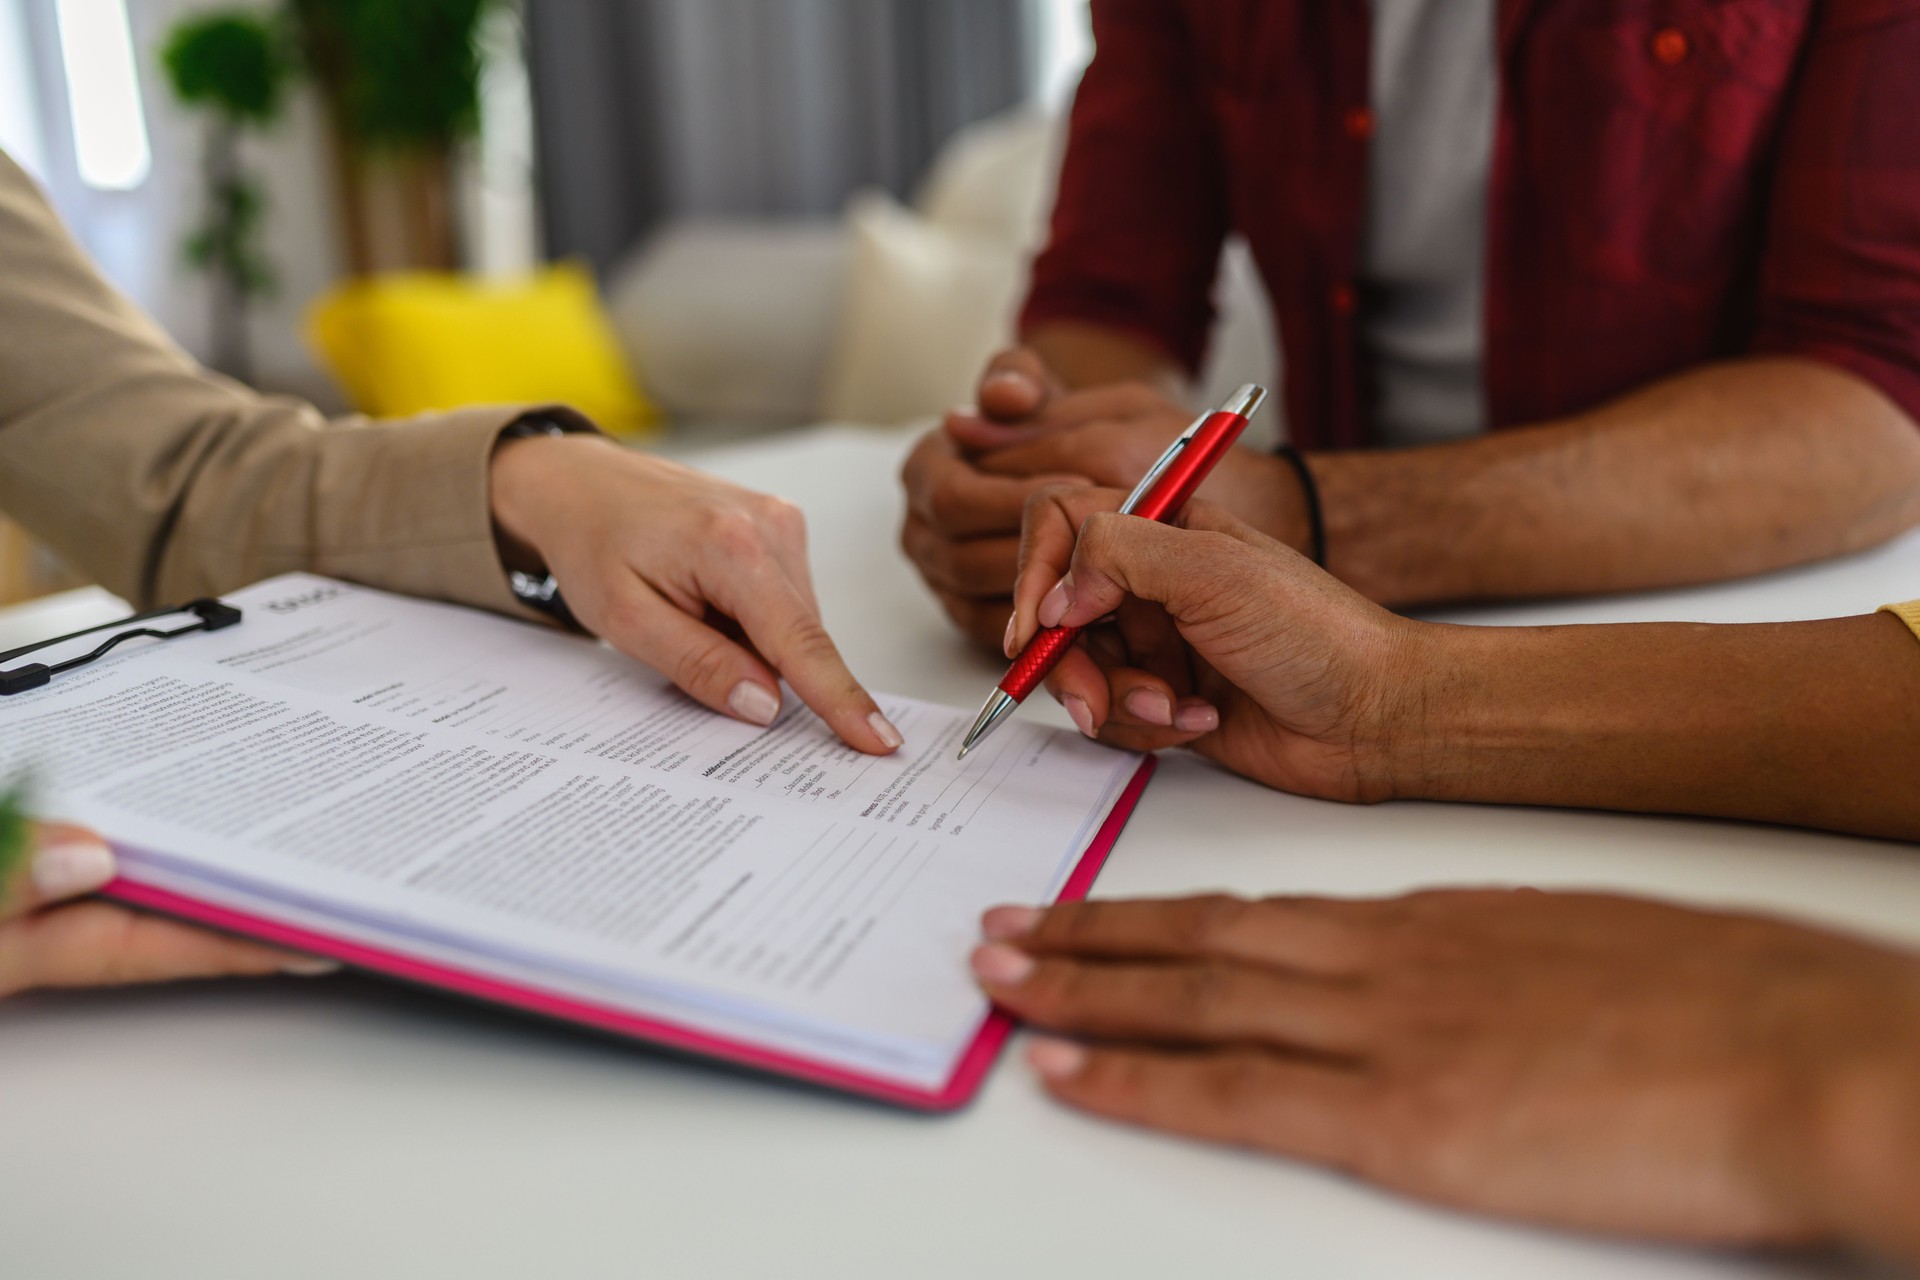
[901, 348, 1306, 648]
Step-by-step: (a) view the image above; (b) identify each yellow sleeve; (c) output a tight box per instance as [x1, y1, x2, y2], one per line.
[1879, 599, 1920, 646]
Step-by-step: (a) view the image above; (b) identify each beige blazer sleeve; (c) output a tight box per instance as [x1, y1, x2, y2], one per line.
[0, 149, 575, 615]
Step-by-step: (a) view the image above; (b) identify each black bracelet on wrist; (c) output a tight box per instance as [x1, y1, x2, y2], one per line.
[502, 415, 566, 439]
[499, 415, 580, 626]
[1274, 443, 1326, 568]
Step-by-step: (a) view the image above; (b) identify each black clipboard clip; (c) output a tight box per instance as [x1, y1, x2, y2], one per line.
[0, 598, 242, 696]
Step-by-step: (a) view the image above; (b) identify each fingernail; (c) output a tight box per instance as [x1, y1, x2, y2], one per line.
[31, 838, 116, 901]
[281, 957, 342, 977]
[1038, 575, 1075, 628]
[971, 943, 1035, 986]
[1028, 1036, 1088, 1081]
[1063, 694, 1096, 738]
[1124, 688, 1173, 726]
[728, 681, 780, 727]
[983, 370, 1034, 394]
[952, 403, 978, 418]
[868, 711, 904, 751]
[982, 905, 1043, 940]
[1002, 612, 1018, 659]
[1174, 703, 1221, 733]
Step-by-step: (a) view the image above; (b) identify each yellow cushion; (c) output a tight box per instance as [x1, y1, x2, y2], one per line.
[305, 264, 659, 435]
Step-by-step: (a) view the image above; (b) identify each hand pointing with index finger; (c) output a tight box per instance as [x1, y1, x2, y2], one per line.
[490, 434, 905, 755]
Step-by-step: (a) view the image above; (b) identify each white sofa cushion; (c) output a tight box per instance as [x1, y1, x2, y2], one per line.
[915, 109, 1061, 248]
[819, 108, 1279, 429]
[815, 192, 1028, 427]
[605, 220, 849, 425]
[605, 107, 1280, 431]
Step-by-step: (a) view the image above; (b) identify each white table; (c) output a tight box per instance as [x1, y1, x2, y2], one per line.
[5, 426, 1919, 1280]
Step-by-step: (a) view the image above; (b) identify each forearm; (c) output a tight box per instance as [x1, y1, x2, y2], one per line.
[1393, 612, 1920, 840]
[1, 385, 532, 612]
[0, 150, 545, 613]
[1315, 358, 1920, 605]
[1025, 321, 1185, 396]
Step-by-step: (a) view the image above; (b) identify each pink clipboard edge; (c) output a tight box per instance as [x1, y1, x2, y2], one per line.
[99, 754, 1157, 1114]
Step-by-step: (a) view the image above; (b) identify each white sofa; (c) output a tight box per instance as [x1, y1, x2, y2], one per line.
[604, 109, 1280, 443]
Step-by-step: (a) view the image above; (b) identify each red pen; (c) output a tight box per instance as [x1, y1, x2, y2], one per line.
[956, 383, 1269, 759]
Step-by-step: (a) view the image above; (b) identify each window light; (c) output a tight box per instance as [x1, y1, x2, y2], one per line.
[55, 0, 150, 190]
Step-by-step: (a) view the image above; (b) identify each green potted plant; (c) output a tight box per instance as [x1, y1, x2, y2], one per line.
[161, 11, 294, 383]
[289, 0, 497, 274]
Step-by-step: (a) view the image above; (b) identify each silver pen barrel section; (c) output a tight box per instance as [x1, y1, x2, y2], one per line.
[1120, 434, 1191, 514]
[957, 688, 1018, 760]
[1222, 384, 1266, 420]
[1121, 388, 1266, 515]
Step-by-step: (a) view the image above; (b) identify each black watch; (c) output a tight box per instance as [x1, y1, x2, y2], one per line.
[499, 415, 580, 625]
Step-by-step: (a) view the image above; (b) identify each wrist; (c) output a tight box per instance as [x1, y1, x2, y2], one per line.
[1367, 621, 1620, 806]
[1311, 448, 1477, 605]
[1361, 618, 1478, 803]
[489, 430, 615, 576]
[1369, 622, 1672, 809]
[1222, 447, 1315, 552]
[1272, 444, 1325, 566]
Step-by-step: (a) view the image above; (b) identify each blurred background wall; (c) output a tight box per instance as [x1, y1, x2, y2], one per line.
[0, 0, 1275, 605]
[0, 0, 1090, 398]
[6, 0, 347, 402]
[527, 0, 1034, 274]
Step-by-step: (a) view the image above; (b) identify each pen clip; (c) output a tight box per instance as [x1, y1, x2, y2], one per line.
[1119, 414, 1209, 515]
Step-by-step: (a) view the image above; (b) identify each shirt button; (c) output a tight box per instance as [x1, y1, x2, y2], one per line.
[1651, 27, 1689, 64]
[1330, 283, 1358, 316]
[1343, 106, 1375, 140]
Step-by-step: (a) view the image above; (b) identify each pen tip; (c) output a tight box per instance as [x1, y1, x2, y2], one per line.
[956, 742, 972, 761]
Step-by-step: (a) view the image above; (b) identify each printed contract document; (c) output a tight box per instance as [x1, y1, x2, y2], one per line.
[0, 575, 1150, 1106]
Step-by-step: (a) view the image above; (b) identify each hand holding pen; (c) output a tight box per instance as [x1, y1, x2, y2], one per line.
[958, 385, 1268, 758]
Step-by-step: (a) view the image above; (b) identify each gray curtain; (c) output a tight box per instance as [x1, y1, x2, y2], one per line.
[527, 0, 1037, 273]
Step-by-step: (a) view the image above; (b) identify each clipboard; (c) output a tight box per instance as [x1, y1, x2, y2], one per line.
[0, 598, 242, 695]
[3, 574, 1156, 1112]
[98, 755, 1157, 1112]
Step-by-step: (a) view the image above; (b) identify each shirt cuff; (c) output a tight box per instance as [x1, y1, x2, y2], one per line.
[309, 404, 600, 623]
[1877, 599, 1920, 647]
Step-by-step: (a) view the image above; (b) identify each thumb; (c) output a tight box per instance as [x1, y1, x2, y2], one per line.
[2, 823, 115, 919]
[976, 348, 1057, 422]
[1037, 511, 1272, 633]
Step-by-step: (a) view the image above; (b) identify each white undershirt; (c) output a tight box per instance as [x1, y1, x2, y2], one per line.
[1361, 0, 1497, 446]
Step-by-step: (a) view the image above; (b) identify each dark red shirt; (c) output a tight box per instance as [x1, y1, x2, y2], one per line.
[1021, 0, 1920, 451]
